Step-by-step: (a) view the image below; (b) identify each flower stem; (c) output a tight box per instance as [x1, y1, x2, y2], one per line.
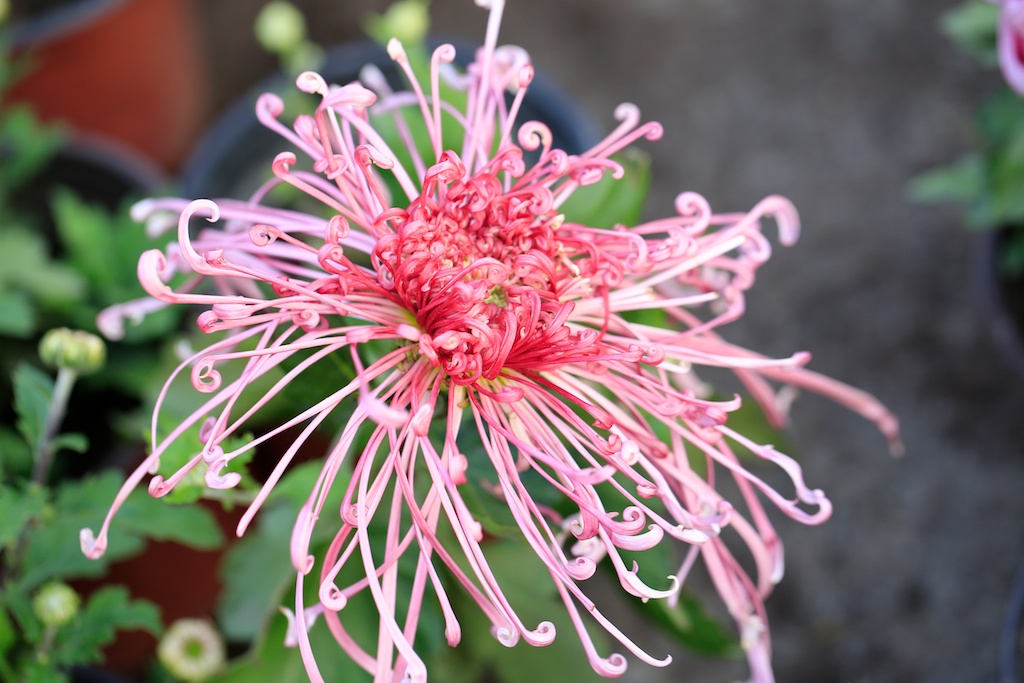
[31, 367, 78, 486]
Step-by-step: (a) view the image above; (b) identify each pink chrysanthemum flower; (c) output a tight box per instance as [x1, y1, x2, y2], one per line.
[997, 0, 1024, 94]
[83, 2, 898, 682]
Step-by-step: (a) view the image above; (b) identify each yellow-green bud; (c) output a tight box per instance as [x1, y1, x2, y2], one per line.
[254, 1, 307, 55]
[32, 582, 80, 627]
[0, 0, 9, 25]
[366, 0, 430, 47]
[157, 619, 226, 682]
[38, 328, 106, 375]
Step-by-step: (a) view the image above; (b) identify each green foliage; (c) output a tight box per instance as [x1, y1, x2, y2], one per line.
[0, 468, 222, 679]
[216, 460, 350, 642]
[364, 0, 430, 47]
[0, 228, 85, 334]
[0, 289, 37, 338]
[12, 362, 54, 460]
[212, 604, 372, 683]
[941, 0, 999, 66]
[440, 540, 607, 683]
[559, 148, 652, 229]
[0, 425, 34, 479]
[911, 89, 1024, 277]
[915, 1, 1024, 279]
[216, 504, 296, 642]
[8, 471, 220, 591]
[49, 189, 183, 342]
[610, 535, 738, 658]
[49, 586, 162, 667]
[0, 22, 213, 683]
[0, 104, 64, 200]
[907, 155, 984, 205]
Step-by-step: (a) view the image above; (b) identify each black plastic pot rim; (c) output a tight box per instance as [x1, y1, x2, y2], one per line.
[180, 36, 599, 200]
[977, 230, 1024, 379]
[59, 130, 168, 193]
[1001, 565, 1024, 683]
[9, 0, 127, 50]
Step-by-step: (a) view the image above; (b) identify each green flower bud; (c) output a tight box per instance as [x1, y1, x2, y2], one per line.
[366, 0, 430, 47]
[38, 328, 106, 375]
[254, 1, 307, 55]
[157, 619, 226, 683]
[32, 582, 80, 627]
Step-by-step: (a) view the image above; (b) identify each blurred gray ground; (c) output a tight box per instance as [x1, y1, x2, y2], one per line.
[195, 1, 1024, 681]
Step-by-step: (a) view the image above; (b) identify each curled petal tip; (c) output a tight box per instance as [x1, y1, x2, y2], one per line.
[387, 37, 406, 62]
[185, 198, 221, 223]
[205, 461, 241, 490]
[130, 198, 156, 222]
[295, 70, 328, 96]
[80, 528, 105, 559]
[492, 625, 519, 647]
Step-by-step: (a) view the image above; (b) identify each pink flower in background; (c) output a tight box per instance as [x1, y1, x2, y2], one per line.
[998, 0, 1024, 94]
[83, 1, 898, 682]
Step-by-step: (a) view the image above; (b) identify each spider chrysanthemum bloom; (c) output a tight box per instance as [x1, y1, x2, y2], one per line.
[83, 2, 898, 682]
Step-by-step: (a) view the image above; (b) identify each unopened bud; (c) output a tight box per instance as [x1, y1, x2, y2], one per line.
[38, 328, 106, 375]
[157, 619, 226, 682]
[33, 582, 80, 627]
[255, 1, 307, 55]
[366, 0, 430, 47]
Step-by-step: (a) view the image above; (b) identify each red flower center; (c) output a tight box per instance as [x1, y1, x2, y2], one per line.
[374, 152, 601, 384]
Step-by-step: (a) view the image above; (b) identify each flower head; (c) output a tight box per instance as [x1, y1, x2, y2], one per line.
[998, 0, 1024, 93]
[157, 618, 227, 682]
[39, 328, 107, 375]
[32, 581, 81, 628]
[83, 2, 898, 682]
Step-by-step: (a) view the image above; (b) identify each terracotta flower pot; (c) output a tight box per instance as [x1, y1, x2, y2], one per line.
[6, 0, 210, 171]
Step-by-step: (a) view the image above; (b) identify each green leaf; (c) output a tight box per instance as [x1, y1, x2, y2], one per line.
[558, 148, 651, 229]
[628, 591, 740, 658]
[212, 606, 371, 683]
[13, 362, 54, 457]
[49, 433, 89, 456]
[0, 604, 16, 658]
[49, 190, 183, 340]
[17, 472, 143, 589]
[51, 586, 162, 668]
[17, 471, 224, 590]
[0, 289, 36, 337]
[906, 155, 984, 204]
[999, 228, 1024, 277]
[217, 460, 352, 641]
[0, 228, 86, 311]
[216, 504, 296, 642]
[445, 540, 607, 683]
[974, 90, 1024, 226]
[941, 1, 999, 65]
[117, 491, 225, 550]
[5, 584, 44, 645]
[0, 482, 48, 550]
[602, 521, 739, 658]
[150, 416, 258, 506]
[0, 425, 34, 480]
[0, 105, 63, 195]
[18, 661, 68, 683]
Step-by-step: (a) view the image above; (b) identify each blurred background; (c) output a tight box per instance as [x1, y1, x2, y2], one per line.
[5, 1, 1024, 682]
